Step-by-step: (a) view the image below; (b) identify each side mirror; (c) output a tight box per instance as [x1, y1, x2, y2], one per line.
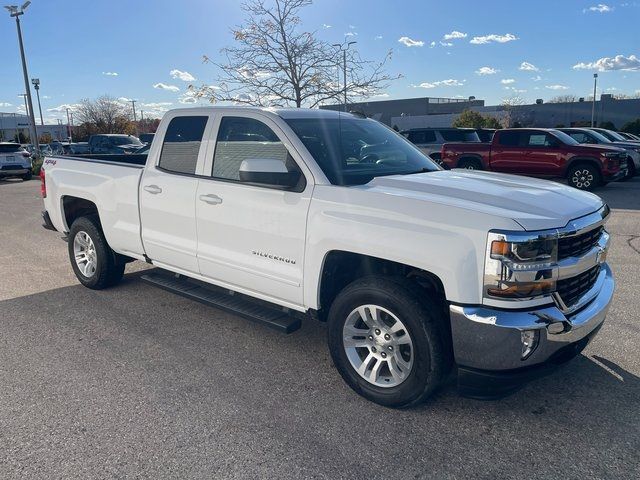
[239, 158, 302, 189]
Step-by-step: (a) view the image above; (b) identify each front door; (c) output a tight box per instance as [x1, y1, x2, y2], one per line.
[195, 114, 312, 308]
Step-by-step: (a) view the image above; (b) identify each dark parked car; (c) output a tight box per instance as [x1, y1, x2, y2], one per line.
[88, 134, 142, 154]
[618, 131, 640, 141]
[401, 127, 480, 162]
[475, 128, 497, 143]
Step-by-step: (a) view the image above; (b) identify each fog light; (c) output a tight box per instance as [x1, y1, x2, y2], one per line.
[521, 330, 539, 360]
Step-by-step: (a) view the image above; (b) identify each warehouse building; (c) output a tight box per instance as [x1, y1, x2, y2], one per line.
[0, 112, 69, 142]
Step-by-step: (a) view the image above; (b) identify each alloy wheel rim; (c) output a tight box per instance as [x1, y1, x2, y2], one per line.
[572, 169, 593, 189]
[73, 231, 97, 277]
[343, 304, 414, 388]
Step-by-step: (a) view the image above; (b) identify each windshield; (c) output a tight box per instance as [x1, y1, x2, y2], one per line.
[0, 144, 23, 153]
[551, 130, 580, 146]
[584, 130, 612, 143]
[285, 116, 439, 185]
[111, 135, 142, 146]
[601, 130, 626, 141]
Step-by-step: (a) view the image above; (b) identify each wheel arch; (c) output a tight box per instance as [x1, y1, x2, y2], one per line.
[61, 195, 101, 232]
[456, 154, 484, 169]
[315, 250, 447, 322]
[564, 156, 603, 177]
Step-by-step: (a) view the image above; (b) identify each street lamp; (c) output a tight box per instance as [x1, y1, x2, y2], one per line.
[31, 77, 43, 126]
[332, 41, 357, 112]
[591, 73, 598, 127]
[5, 1, 39, 154]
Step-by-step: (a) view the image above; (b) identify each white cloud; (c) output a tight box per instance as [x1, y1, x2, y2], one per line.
[429, 41, 436, 48]
[519, 61, 539, 71]
[475, 66, 499, 75]
[470, 33, 518, 44]
[344, 31, 357, 37]
[141, 102, 173, 108]
[440, 41, 453, 47]
[170, 69, 196, 82]
[398, 36, 425, 47]
[532, 75, 542, 81]
[0, 102, 12, 107]
[501, 78, 516, 84]
[153, 83, 180, 92]
[102, 71, 118, 76]
[605, 87, 618, 91]
[442, 30, 467, 40]
[573, 54, 640, 71]
[118, 97, 133, 103]
[584, 4, 612, 13]
[545, 85, 569, 90]
[371, 93, 390, 98]
[375, 35, 383, 40]
[322, 23, 331, 28]
[47, 103, 80, 113]
[414, 79, 465, 88]
[349, 25, 356, 29]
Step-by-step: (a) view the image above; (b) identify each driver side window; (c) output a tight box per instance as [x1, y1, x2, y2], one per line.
[212, 116, 295, 182]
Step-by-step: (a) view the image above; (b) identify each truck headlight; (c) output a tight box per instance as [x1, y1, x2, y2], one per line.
[484, 232, 558, 301]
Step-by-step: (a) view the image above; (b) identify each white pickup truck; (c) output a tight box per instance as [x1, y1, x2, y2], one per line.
[40, 107, 614, 407]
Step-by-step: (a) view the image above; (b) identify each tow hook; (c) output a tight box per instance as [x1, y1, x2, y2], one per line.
[532, 312, 569, 334]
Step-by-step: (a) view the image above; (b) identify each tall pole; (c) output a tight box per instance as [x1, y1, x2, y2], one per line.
[343, 49, 348, 112]
[13, 113, 19, 142]
[66, 107, 73, 143]
[591, 73, 598, 127]
[9, 8, 39, 154]
[140, 110, 144, 133]
[31, 78, 43, 125]
[130, 100, 137, 122]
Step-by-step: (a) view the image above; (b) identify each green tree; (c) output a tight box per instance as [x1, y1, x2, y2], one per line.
[482, 116, 502, 129]
[452, 109, 501, 129]
[598, 121, 616, 130]
[621, 118, 640, 135]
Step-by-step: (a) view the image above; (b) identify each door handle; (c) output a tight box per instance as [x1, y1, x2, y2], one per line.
[199, 194, 223, 205]
[143, 185, 162, 195]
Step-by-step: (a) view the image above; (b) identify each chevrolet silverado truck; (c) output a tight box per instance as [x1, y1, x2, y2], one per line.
[40, 108, 615, 407]
[441, 128, 628, 191]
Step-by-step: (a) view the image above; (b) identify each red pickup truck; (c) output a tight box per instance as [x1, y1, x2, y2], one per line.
[440, 128, 628, 190]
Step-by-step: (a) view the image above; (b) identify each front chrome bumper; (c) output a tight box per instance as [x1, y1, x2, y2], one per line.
[450, 263, 614, 372]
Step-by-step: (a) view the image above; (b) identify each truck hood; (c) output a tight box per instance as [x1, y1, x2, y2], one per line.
[363, 170, 604, 231]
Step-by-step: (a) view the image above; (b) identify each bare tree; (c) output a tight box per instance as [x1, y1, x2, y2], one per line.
[500, 95, 527, 127]
[547, 95, 578, 103]
[74, 95, 134, 134]
[192, 0, 398, 108]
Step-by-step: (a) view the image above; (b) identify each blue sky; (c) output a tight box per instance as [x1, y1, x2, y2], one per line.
[0, 0, 638, 123]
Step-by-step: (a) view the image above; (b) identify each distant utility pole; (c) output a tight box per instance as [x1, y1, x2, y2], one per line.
[130, 99, 137, 122]
[31, 77, 43, 125]
[591, 73, 598, 127]
[140, 110, 145, 133]
[66, 107, 73, 143]
[332, 40, 357, 112]
[5, 2, 39, 154]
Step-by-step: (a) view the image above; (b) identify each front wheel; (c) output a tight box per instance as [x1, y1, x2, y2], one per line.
[22, 171, 32, 181]
[457, 158, 482, 170]
[567, 164, 601, 191]
[327, 276, 451, 408]
[621, 159, 636, 181]
[68, 216, 125, 289]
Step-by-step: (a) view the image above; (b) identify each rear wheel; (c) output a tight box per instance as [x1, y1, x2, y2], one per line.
[327, 276, 451, 408]
[68, 216, 125, 289]
[457, 158, 482, 170]
[567, 163, 601, 191]
[622, 158, 636, 180]
[22, 171, 32, 181]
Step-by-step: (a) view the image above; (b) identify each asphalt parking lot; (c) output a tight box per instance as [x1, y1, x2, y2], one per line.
[0, 178, 639, 479]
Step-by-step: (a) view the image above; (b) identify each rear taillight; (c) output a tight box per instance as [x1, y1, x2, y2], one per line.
[40, 168, 46, 198]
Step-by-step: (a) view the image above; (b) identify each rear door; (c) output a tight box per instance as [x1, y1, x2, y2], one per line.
[194, 113, 312, 308]
[139, 113, 214, 273]
[488, 130, 528, 173]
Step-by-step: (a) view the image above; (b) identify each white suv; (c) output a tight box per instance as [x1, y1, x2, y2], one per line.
[0, 143, 32, 180]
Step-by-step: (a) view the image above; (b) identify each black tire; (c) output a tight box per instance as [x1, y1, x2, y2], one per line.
[457, 157, 482, 170]
[567, 163, 602, 191]
[22, 171, 32, 181]
[327, 276, 452, 408]
[68, 215, 125, 289]
[621, 159, 636, 180]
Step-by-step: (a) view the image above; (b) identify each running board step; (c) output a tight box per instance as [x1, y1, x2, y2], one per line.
[140, 271, 301, 334]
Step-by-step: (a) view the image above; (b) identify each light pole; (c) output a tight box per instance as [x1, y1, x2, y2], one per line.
[130, 99, 137, 122]
[5, 2, 39, 154]
[31, 77, 43, 126]
[591, 73, 598, 127]
[140, 110, 145, 133]
[332, 41, 357, 112]
[66, 107, 73, 143]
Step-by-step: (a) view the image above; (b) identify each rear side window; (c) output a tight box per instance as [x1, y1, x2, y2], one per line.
[212, 116, 288, 181]
[440, 130, 479, 142]
[158, 116, 208, 175]
[567, 132, 589, 143]
[0, 144, 22, 153]
[497, 131, 521, 146]
[407, 130, 437, 144]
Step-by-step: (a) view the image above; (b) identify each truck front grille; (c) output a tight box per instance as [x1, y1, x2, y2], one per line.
[556, 265, 601, 308]
[558, 226, 603, 260]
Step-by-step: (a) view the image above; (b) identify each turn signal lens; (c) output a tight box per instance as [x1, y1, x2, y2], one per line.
[491, 240, 510, 257]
